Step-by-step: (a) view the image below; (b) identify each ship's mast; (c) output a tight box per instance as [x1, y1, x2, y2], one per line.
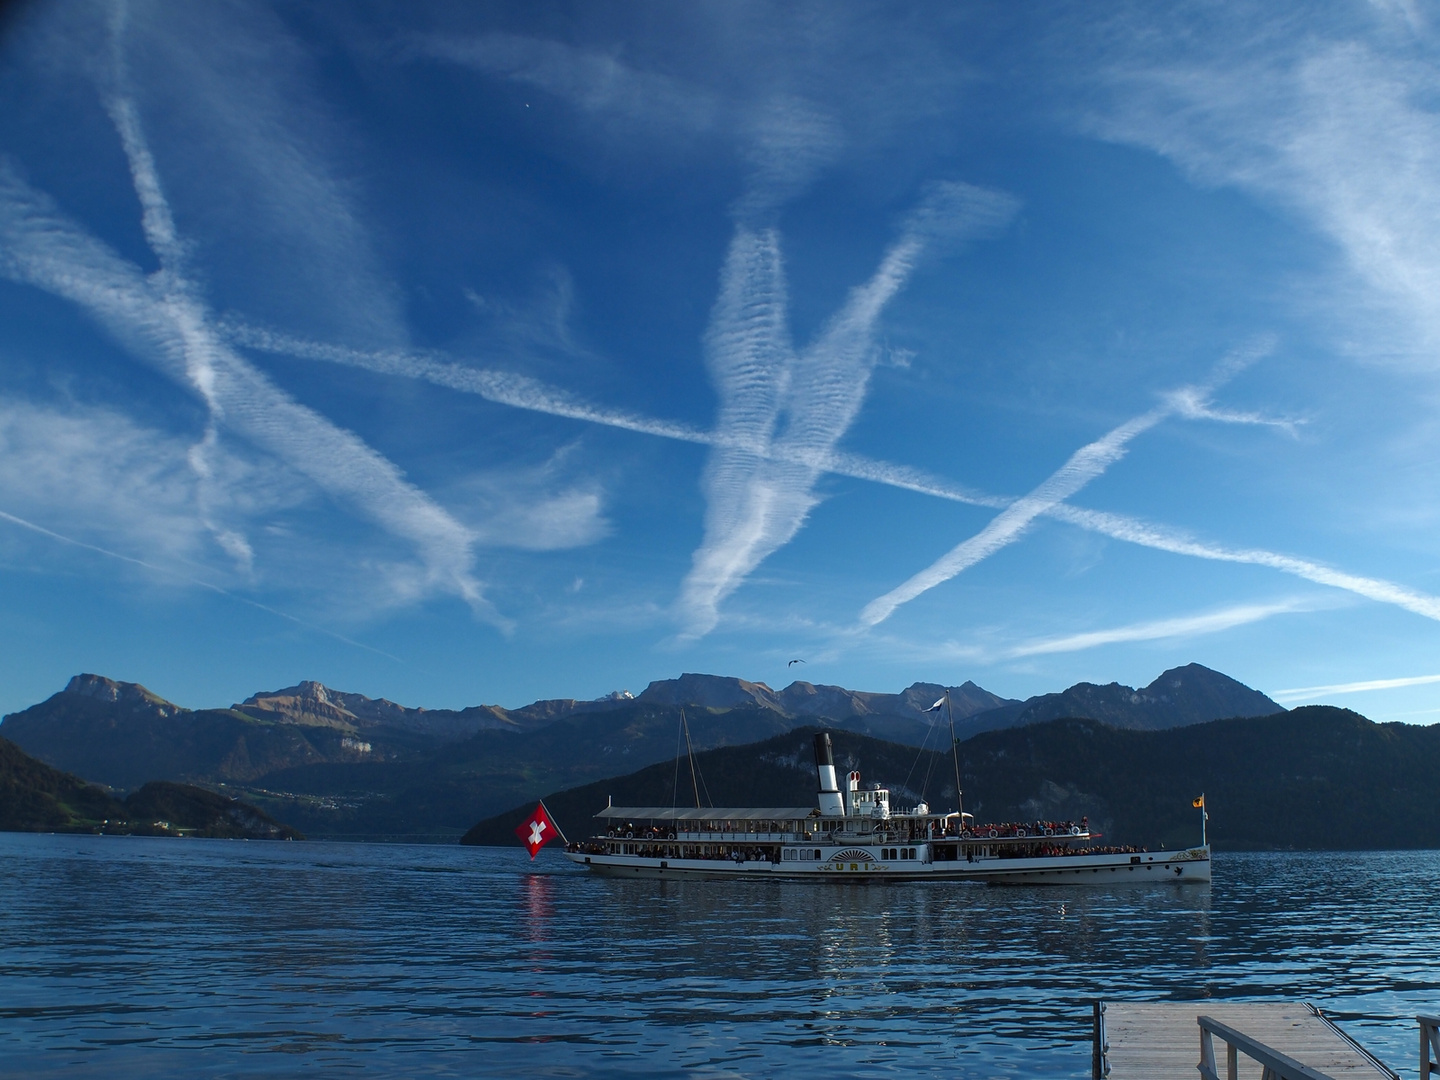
[682, 708, 703, 809]
[946, 688, 964, 820]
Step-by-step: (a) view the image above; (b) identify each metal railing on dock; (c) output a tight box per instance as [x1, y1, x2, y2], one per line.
[1094, 1001, 1108, 1078]
[1421, 1015, 1440, 1080]
[1198, 1014, 1336, 1080]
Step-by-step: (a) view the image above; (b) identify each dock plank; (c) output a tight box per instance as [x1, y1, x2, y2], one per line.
[1099, 1002, 1394, 1080]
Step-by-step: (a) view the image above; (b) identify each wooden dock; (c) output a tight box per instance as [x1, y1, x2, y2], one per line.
[1094, 1001, 1398, 1080]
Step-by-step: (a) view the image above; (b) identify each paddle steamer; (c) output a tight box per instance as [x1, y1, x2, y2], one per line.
[563, 732, 1210, 884]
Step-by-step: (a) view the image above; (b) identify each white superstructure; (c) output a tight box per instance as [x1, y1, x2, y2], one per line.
[563, 732, 1211, 884]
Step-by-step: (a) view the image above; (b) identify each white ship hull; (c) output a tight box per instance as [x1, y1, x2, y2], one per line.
[565, 844, 1211, 885]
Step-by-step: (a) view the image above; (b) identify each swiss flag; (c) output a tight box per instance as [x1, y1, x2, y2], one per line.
[515, 801, 560, 859]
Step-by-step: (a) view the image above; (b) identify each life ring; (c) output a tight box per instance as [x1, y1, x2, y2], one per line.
[1044, 827, 1053, 836]
[1069, 826, 1080, 835]
[1016, 828, 1027, 838]
[625, 831, 633, 839]
[667, 831, 676, 840]
[606, 830, 614, 837]
[987, 828, 998, 838]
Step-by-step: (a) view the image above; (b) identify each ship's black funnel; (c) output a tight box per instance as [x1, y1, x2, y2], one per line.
[813, 732, 845, 816]
[813, 732, 835, 768]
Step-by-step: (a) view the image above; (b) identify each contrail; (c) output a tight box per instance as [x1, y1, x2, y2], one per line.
[1051, 503, 1440, 623]
[859, 341, 1279, 627]
[0, 508, 401, 661]
[861, 406, 1169, 626]
[220, 321, 714, 446]
[1005, 599, 1308, 659]
[1275, 672, 1440, 700]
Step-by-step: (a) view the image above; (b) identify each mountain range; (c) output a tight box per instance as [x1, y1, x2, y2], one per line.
[0, 664, 1282, 839]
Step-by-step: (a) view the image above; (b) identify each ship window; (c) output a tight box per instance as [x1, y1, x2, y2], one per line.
[784, 849, 796, 861]
[814, 849, 821, 860]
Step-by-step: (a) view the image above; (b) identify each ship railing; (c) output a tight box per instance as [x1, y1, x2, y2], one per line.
[674, 831, 801, 842]
[962, 821, 1086, 840]
[1420, 1015, 1440, 1080]
[1197, 1014, 1337, 1080]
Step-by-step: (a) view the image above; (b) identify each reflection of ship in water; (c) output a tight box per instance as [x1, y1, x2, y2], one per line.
[565, 732, 1210, 884]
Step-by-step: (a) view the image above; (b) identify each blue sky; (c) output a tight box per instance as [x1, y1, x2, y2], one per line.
[3, 1, 1440, 722]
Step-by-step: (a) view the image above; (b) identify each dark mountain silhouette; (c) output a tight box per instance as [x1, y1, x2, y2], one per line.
[0, 736, 301, 838]
[0, 733, 122, 831]
[957, 664, 1282, 737]
[124, 781, 302, 839]
[463, 706, 1440, 853]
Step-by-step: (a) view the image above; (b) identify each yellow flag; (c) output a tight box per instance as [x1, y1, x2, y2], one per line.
[1192, 794, 1205, 808]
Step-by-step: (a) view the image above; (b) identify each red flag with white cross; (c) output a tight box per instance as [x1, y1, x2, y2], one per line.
[515, 801, 563, 859]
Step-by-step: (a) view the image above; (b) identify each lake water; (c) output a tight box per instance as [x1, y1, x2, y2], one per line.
[0, 834, 1436, 1079]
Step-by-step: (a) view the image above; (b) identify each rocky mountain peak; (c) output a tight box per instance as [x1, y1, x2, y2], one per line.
[637, 674, 781, 711]
[64, 674, 170, 710]
[238, 682, 359, 730]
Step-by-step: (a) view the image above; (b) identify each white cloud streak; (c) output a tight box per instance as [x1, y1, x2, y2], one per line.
[0, 145, 494, 620]
[679, 182, 1021, 637]
[861, 405, 1170, 627]
[1089, 19, 1440, 363]
[0, 507, 399, 661]
[107, 1, 410, 349]
[409, 32, 719, 136]
[221, 321, 712, 446]
[859, 340, 1278, 627]
[0, 397, 212, 565]
[1006, 598, 1307, 658]
[1050, 503, 1440, 622]
[1275, 672, 1440, 700]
